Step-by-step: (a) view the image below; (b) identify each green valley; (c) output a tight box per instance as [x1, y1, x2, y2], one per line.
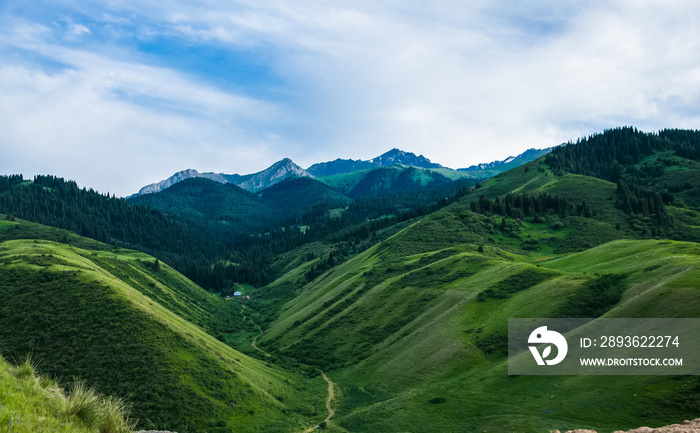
[2, 127, 700, 432]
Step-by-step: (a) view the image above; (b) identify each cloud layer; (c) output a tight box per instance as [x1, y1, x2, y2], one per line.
[1, 0, 699, 195]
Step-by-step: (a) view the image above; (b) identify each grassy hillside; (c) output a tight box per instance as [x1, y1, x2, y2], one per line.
[0, 220, 326, 433]
[258, 220, 700, 432]
[252, 129, 700, 432]
[0, 355, 133, 433]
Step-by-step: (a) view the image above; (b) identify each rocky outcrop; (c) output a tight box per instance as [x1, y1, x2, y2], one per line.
[131, 159, 312, 197]
[370, 148, 443, 169]
[134, 430, 178, 433]
[562, 418, 700, 433]
[234, 158, 312, 192]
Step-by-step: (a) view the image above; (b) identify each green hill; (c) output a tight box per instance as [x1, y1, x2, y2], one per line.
[307, 158, 377, 177]
[0, 219, 325, 433]
[258, 176, 353, 216]
[318, 165, 465, 198]
[248, 128, 700, 432]
[129, 177, 274, 227]
[257, 216, 700, 432]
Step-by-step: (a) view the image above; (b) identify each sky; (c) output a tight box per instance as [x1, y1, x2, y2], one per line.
[1, 1, 700, 196]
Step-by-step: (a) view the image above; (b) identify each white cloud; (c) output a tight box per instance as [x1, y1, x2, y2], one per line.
[71, 23, 91, 36]
[0, 19, 287, 195]
[2, 0, 700, 193]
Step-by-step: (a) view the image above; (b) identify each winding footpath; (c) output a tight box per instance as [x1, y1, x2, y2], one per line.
[238, 306, 337, 431]
[239, 306, 270, 358]
[303, 372, 336, 432]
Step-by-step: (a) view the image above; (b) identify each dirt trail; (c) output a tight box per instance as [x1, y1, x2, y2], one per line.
[239, 307, 271, 357]
[236, 306, 338, 430]
[322, 372, 336, 422]
[250, 334, 269, 357]
[249, 324, 269, 358]
[303, 371, 336, 432]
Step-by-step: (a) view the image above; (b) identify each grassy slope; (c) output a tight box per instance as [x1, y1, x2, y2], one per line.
[0, 221, 326, 432]
[257, 157, 700, 433]
[262, 234, 700, 433]
[0, 355, 130, 433]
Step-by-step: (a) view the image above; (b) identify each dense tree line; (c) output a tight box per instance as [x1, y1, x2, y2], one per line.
[544, 127, 700, 224]
[545, 127, 700, 183]
[544, 127, 700, 182]
[616, 182, 671, 225]
[545, 127, 657, 181]
[469, 192, 575, 219]
[0, 175, 233, 285]
[0, 174, 25, 192]
[0, 174, 481, 292]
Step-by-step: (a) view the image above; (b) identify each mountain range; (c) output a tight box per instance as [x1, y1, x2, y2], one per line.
[457, 146, 553, 172]
[134, 158, 312, 196]
[132, 146, 553, 197]
[2, 127, 700, 433]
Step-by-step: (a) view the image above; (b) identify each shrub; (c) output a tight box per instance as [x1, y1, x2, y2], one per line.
[12, 357, 36, 381]
[428, 397, 447, 404]
[97, 396, 135, 433]
[63, 382, 102, 427]
[63, 381, 134, 433]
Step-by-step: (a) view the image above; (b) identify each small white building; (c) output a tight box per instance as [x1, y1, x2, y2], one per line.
[233, 291, 242, 296]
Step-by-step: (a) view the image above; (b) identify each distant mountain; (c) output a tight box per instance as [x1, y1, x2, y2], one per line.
[371, 148, 444, 169]
[129, 177, 274, 226]
[339, 166, 453, 199]
[132, 158, 311, 197]
[259, 176, 352, 216]
[306, 158, 376, 177]
[223, 158, 312, 192]
[133, 146, 551, 198]
[135, 168, 227, 196]
[129, 176, 352, 230]
[307, 148, 443, 177]
[458, 147, 553, 173]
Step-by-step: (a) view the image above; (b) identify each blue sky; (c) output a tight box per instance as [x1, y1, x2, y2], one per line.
[2, 0, 700, 196]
